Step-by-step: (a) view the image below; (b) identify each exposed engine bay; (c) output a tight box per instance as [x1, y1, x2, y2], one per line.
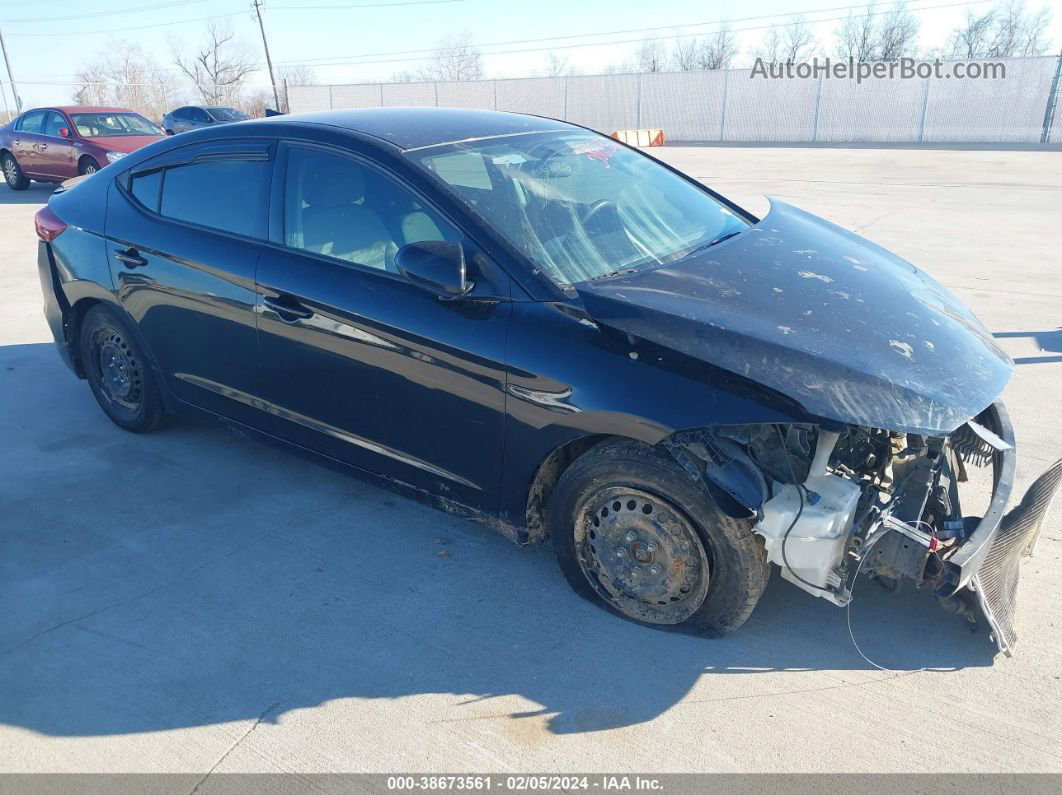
[665, 405, 1062, 655]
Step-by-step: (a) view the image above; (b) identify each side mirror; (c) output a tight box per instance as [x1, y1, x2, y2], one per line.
[396, 240, 473, 298]
[58, 127, 70, 138]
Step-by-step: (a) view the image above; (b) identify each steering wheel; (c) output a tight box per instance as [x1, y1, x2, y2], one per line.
[580, 199, 615, 226]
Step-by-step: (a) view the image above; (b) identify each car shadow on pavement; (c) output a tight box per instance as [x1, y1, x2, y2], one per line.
[994, 329, 1062, 366]
[0, 183, 56, 205]
[0, 342, 999, 740]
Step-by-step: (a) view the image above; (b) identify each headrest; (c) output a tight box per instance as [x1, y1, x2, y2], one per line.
[301, 158, 366, 208]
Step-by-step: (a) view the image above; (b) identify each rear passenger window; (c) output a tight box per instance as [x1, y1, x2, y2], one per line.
[129, 170, 162, 212]
[17, 111, 45, 134]
[158, 159, 268, 238]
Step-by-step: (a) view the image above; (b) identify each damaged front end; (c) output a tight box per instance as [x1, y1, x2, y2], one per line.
[666, 412, 1062, 656]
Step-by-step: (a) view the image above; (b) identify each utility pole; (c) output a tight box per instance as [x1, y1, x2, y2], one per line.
[251, 0, 281, 112]
[0, 25, 20, 114]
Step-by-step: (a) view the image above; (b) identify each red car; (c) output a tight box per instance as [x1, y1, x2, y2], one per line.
[1, 105, 165, 190]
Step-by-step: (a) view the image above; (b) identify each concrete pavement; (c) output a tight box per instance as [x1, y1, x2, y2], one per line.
[1, 147, 1060, 774]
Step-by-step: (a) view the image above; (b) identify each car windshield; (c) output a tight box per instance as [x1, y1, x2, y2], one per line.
[408, 130, 749, 286]
[70, 112, 162, 137]
[207, 107, 248, 122]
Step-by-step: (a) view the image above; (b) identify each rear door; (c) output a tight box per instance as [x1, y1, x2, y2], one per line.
[254, 142, 512, 510]
[106, 139, 273, 426]
[12, 110, 48, 176]
[171, 108, 194, 133]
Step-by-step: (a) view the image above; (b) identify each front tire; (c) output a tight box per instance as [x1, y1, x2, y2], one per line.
[80, 305, 165, 433]
[79, 157, 101, 176]
[550, 438, 769, 636]
[3, 153, 29, 190]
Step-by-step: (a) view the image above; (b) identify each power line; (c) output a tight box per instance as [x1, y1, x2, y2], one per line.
[272, 0, 468, 8]
[2, 0, 206, 25]
[278, 0, 912, 65]
[6, 10, 248, 37]
[278, 0, 993, 71]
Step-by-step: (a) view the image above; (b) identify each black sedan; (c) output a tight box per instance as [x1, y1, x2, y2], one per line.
[34, 108, 1060, 651]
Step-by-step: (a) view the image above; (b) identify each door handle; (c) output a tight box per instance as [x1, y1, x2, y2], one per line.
[264, 295, 313, 321]
[113, 248, 147, 268]
[39, 143, 48, 150]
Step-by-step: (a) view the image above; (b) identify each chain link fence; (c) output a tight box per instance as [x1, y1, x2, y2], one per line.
[288, 55, 1062, 145]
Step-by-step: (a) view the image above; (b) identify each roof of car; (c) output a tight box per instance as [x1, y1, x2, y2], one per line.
[49, 106, 135, 114]
[270, 107, 574, 150]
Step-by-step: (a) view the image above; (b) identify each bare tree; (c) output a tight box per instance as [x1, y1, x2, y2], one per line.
[635, 38, 668, 73]
[757, 17, 816, 64]
[877, 3, 920, 60]
[417, 31, 483, 81]
[700, 23, 739, 70]
[836, 2, 919, 61]
[672, 38, 700, 71]
[672, 25, 737, 71]
[171, 21, 258, 105]
[835, 7, 878, 60]
[544, 52, 575, 77]
[949, 0, 1053, 58]
[73, 41, 178, 121]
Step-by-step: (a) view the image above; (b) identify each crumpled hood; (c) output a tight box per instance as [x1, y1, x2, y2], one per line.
[576, 199, 1012, 435]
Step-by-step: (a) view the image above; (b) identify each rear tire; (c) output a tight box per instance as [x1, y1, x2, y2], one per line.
[80, 305, 165, 433]
[550, 438, 769, 636]
[3, 153, 29, 190]
[79, 157, 101, 176]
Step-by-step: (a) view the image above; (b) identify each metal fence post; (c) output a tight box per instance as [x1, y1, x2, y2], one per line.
[635, 73, 642, 128]
[719, 69, 729, 142]
[916, 76, 931, 143]
[1041, 49, 1062, 143]
[563, 77, 568, 121]
[433, 82, 439, 106]
[328, 85, 334, 110]
[379, 83, 384, 106]
[811, 71, 823, 143]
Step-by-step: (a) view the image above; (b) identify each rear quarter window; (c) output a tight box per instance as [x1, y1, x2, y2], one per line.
[157, 159, 269, 238]
[129, 170, 163, 212]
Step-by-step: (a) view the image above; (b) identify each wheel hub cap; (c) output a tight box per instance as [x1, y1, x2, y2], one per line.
[575, 487, 710, 624]
[94, 331, 141, 410]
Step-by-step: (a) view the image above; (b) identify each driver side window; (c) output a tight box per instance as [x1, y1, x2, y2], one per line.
[282, 147, 458, 274]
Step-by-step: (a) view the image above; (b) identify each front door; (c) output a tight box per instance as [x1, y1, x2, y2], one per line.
[36, 111, 78, 178]
[105, 140, 272, 425]
[255, 143, 512, 511]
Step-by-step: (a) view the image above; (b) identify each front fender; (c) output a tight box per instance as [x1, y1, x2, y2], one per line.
[498, 301, 810, 531]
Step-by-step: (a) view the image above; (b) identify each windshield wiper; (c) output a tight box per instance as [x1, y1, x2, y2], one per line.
[681, 231, 744, 260]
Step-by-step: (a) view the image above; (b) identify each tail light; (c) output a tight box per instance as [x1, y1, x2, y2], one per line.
[34, 206, 67, 242]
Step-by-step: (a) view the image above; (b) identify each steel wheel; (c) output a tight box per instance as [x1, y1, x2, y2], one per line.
[574, 486, 711, 624]
[90, 327, 143, 411]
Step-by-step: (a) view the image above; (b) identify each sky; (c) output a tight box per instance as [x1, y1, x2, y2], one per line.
[1, 0, 1060, 110]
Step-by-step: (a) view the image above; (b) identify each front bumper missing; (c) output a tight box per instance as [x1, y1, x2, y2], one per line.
[969, 458, 1062, 655]
[944, 403, 1062, 655]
